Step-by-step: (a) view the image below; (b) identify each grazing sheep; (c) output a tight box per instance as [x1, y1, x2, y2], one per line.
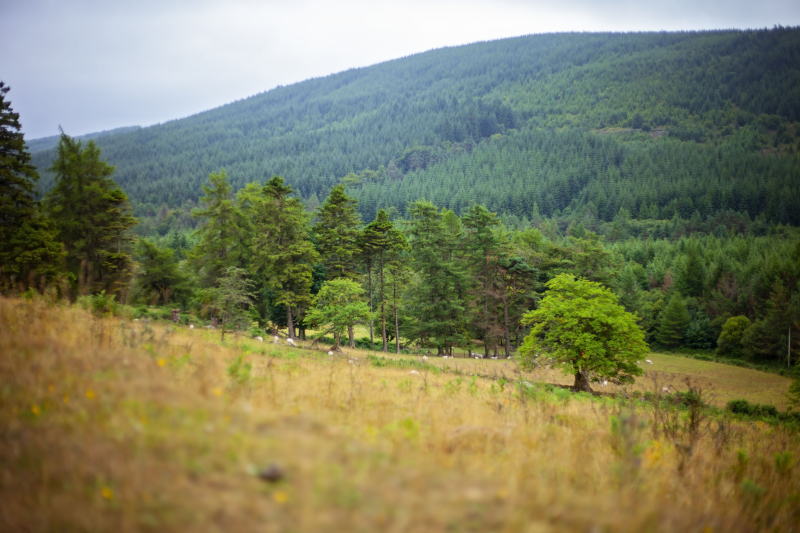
[442, 356, 448, 359]
[287, 338, 296, 347]
[410, 370, 419, 375]
[348, 360, 354, 365]
[646, 359, 653, 365]
[189, 324, 194, 330]
[602, 380, 608, 387]
[422, 355, 428, 361]
[256, 336, 263, 343]
[662, 387, 671, 393]
[491, 356, 498, 360]
[327, 351, 334, 355]
[273, 335, 279, 343]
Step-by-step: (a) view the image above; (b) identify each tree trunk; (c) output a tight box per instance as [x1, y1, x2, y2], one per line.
[503, 291, 511, 358]
[368, 266, 374, 346]
[287, 306, 294, 339]
[349, 325, 355, 348]
[394, 282, 400, 354]
[573, 368, 592, 392]
[380, 253, 387, 352]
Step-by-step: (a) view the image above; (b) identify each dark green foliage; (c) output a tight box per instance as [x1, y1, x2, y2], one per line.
[727, 399, 779, 418]
[313, 185, 362, 279]
[44, 132, 137, 297]
[134, 239, 189, 305]
[361, 209, 408, 351]
[657, 294, 690, 347]
[404, 200, 469, 354]
[250, 176, 319, 338]
[684, 313, 715, 349]
[0, 81, 63, 289]
[188, 170, 246, 288]
[28, 29, 800, 229]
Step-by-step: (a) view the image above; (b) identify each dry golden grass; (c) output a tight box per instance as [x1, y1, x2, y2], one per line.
[366, 352, 793, 410]
[1, 297, 798, 532]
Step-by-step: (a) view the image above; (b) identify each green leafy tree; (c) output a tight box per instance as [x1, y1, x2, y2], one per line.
[44, 132, 137, 297]
[717, 315, 751, 356]
[656, 293, 690, 347]
[135, 238, 189, 305]
[0, 83, 63, 291]
[250, 176, 319, 339]
[361, 209, 408, 351]
[519, 274, 647, 392]
[305, 278, 372, 350]
[189, 170, 246, 288]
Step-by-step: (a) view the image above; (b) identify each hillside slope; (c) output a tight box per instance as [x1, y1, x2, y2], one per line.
[30, 28, 800, 223]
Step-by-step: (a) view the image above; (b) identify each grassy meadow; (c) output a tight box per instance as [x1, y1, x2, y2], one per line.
[1, 297, 799, 532]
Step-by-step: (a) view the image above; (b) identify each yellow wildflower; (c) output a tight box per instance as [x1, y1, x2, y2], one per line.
[212, 387, 223, 397]
[85, 389, 95, 399]
[273, 490, 288, 504]
[31, 404, 41, 416]
[102, 487, 113, 500]
[157, 358, 166, 367]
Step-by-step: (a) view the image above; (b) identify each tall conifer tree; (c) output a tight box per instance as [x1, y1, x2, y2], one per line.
[45, 132, 136, 296]
[189, 169, 246, 288]
[0, 82, 63, 291]
[250, 176, 318, 339]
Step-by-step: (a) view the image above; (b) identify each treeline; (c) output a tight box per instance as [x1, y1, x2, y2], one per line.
[4, 84, 799, 367]
[28, 28, 800, 218]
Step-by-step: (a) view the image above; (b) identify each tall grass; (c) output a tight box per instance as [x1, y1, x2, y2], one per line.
[1, 297, 798, 532]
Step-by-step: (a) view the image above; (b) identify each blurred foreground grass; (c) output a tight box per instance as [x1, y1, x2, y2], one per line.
[1, 297, 798, 532]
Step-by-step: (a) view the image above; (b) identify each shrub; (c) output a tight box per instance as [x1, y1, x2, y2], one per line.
[726, 399, 779, 418]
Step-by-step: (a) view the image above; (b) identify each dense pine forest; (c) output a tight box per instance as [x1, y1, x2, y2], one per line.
[4, 28, 800, 373]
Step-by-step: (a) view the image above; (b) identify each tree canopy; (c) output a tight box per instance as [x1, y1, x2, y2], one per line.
[519, 274, 648, 391]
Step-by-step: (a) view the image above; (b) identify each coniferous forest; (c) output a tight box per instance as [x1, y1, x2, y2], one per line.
[4, 28, 800, 369]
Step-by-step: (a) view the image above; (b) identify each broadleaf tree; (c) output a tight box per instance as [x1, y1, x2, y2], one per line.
[305, 278, 372, 350]
[519, 274, 648, 392]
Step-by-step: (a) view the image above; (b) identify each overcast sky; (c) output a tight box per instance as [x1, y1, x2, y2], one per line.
[2, 0, 799, 140]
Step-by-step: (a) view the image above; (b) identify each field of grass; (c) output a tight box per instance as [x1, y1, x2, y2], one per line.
[334, 348, 794, 410]
[2, 297, 798, 532]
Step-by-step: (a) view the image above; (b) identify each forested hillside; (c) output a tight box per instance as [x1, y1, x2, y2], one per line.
[29, 28, 800, 225]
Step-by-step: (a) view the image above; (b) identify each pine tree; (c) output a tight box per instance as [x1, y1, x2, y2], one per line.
[361, 209, 409, 351]
[405, 200, 468, 354]
[657, 293, 690, 347]
[462, 204, 504, 356]
[135, 239, 189, 305]
[250, 176, 319, 339]
[44, 132, 137, 296]
[189, 170, 246, 288]
[0, 81, 63, 291]
[313, 184, 361, 279]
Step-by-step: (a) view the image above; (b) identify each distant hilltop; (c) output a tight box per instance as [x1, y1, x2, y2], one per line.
[26, 125, 141, 153]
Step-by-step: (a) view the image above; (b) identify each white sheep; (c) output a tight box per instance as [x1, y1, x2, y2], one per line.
[602, 380, 608, 387]
[189, 324, 194, 330]
[410, 370, 419, 375]
[491, 356, 498, 360]
[348, 360, 354, 365]
[287, 338, 296, 347]
[422, 355, 428, 361]
[662, 387, 671, 393]
[646, 359, 653, 365]
[327, 351, 334, 355]
[256, 336, 263, 343]
[442, 356, 448, 359]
